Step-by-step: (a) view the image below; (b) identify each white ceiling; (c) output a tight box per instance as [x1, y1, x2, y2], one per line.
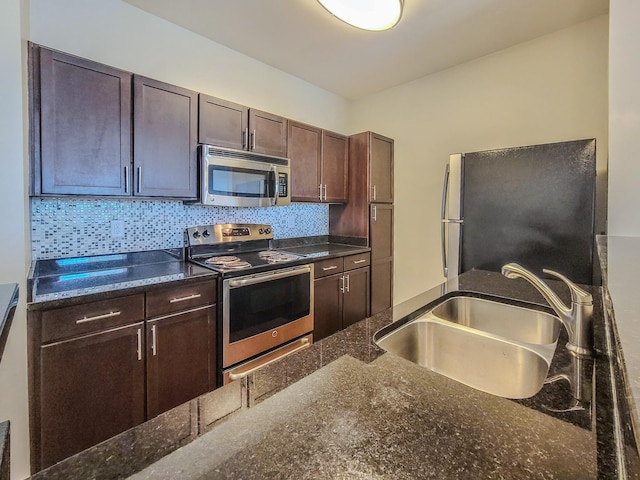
[123, 0, 609, 100]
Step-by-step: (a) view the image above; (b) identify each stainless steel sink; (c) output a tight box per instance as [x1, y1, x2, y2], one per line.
[374, 295, 560, 399]
[431, 296, 560, 345]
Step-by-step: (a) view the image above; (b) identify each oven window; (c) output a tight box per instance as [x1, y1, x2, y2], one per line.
[228, 272, 311, 343]
[209, 165, 272, 198]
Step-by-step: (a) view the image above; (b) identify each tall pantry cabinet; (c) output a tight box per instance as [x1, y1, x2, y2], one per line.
[330, 132, 394, 315]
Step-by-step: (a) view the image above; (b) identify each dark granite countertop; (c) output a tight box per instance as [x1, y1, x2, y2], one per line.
[0, 283, 18, 364]
[27, 250, 217, 307]
[31, 269, 634, 479]
[280, 242, 371, 259]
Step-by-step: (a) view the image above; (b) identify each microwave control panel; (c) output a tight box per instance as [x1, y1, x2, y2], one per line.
[278, 173, 288, 197]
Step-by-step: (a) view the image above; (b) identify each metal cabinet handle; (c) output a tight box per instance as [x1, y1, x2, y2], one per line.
[151, 324, 157, 356]
[318, 184, 323, 201]
[75, 311, 121, 324]
[136, 327, 142, 361]
[251, 129, 256, 150]
[339, 275, 345, 293]
[372, 205, 377, 222]
[137, 167, 142, 193]
[124, 166, 129, 194]
[345, 274, 350, 293]
[372, 185, 377, 201]
[352, 259, 366, 264]
[323, 184, 327, 201]
[169, 293, 202, 304]
[322, 265, 338, 271]
[243, 128, 249, 149]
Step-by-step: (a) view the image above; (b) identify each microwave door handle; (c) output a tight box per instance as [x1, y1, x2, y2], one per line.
[270, 165, 278, 206]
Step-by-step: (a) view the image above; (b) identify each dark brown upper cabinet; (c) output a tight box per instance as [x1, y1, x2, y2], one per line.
[32, 45, 132, 196]
[199, 93, 287, 157]
[369, 133, 394, 203]
[133, 76, 198, 199]
[30, 44, 198, 199]
[288, 121, 347, 203]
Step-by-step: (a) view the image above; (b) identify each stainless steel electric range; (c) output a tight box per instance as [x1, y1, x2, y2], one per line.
[186, 224, 314, 384]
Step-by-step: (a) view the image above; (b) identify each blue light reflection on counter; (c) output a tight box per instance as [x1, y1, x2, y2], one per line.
[57, 268, 128, 282]
[55, 254, 127, 266]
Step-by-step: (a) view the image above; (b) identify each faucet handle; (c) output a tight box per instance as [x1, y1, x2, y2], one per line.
[542, 269, 592, 305]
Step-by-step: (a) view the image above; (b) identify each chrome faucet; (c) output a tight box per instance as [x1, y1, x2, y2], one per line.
[501, 263, 593, 357]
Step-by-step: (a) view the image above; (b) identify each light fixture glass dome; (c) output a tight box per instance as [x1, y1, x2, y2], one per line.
[317, 0, 403, 31]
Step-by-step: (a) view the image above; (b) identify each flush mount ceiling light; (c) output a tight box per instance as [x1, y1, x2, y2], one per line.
[317, 0, 403, 31]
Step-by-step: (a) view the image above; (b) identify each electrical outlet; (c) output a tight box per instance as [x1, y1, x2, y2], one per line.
[110, 219, 125, 239]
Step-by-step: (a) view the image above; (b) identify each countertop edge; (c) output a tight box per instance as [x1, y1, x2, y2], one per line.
[0, 283, 18, 364]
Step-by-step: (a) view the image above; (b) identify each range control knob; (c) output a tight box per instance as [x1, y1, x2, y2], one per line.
[265, 228, 272, 234]
[259, 228, 264, 234]
[202, 230, 210, 238]
[192, 231, 201, 239]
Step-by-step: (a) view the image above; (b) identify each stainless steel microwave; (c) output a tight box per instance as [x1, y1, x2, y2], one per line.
[199, 145, 291, 207]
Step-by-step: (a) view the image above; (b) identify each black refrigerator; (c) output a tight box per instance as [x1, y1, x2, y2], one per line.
[441, 139, 596, 285]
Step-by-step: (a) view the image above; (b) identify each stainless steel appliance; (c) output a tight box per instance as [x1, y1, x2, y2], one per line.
[186, 224, 313, 384]
[198, 145, 290, 207]
[441, 139, 597, 285]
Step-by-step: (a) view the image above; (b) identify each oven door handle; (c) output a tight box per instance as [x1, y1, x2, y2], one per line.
[228, 265, 312, 288]
[227, 336, 311, 381]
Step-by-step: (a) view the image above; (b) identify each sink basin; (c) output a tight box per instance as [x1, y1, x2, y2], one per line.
[431, 296, 560, 345]
[374, 295, 560, 399]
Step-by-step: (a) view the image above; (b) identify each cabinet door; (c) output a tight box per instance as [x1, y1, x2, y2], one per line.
[37, 47, 131, 196]
[370, 204, 393, 262]
[288, 121, 322, 202]
[322, 130, 348, 203]
[38, 323, 145, 470]
[371, 259, 393, 315]
[249, 109, 288, 157]
[313, 274, 342, 342]
[343, 267, 370, 329]
[133, 76, 198, 198]
[370, 204, 393, 315]
[369, 133, 394, 203]
[198, 94, 248, 150]
[147, 306, 215, 418]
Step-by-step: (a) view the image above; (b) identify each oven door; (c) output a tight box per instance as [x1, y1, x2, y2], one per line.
[222, 264, 314, 369]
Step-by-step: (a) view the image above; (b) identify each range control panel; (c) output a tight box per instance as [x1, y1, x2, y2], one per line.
[186, 224, 274, 245]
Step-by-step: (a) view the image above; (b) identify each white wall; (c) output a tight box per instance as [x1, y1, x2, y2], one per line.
[349, 15, 609, 305]
[0, 0, 30, 478]
[608, 1, 640, 235]
[28, 0, 351, 133]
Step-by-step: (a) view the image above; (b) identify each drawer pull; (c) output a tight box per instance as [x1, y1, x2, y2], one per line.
[169, 293, 202, 304]
[75, 311, 121, 324]
[352, 259, 367, 264]
[136, 327, 142, 361]
[322, 265, 338, 271]
[151, 325, 157, 356]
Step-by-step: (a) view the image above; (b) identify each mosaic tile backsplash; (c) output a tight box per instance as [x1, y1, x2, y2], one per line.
[31, 198, 329, 260]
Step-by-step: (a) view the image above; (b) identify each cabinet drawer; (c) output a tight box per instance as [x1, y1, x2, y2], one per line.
[314, 258, 344, 279]
[344, 253, 370, 271]
[41, 294, 145, 343]
[146, 280, 216, 318]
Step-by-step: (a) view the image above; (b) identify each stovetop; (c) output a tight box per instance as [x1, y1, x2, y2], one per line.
[185, 223, 310, 277]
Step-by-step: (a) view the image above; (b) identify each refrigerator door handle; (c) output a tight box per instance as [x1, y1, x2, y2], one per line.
[441, 164, 450, 277]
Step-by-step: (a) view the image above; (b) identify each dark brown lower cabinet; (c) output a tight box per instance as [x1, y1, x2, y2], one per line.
[371, 259, 393, 315]
[342, 267, 370, 329]
[313, 260, 370, 342]
[146, 306, 215, 418]
[313, 274, 343, 341]
[38, 323, 145, 470]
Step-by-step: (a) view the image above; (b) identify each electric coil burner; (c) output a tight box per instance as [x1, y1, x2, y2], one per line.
[186, 224, 314, 385]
